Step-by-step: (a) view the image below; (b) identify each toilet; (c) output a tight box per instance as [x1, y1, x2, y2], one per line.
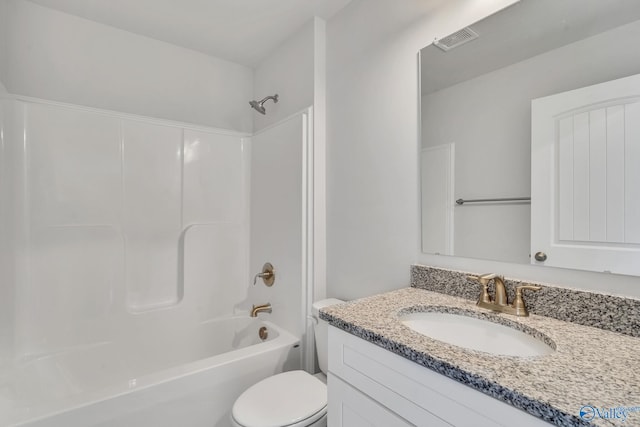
[231, 298, 344, 427]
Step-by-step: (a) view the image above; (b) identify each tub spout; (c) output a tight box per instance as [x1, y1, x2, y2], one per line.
[251, 303, 272, 317]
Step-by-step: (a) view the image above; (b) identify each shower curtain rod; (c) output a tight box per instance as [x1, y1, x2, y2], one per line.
[455, 197, 531, 205]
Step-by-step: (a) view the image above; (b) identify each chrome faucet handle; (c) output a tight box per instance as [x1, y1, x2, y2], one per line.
[511, 285, 541, 316]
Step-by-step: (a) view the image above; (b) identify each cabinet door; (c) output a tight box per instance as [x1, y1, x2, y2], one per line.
[328, 374, 416, 427]
[531, 72, 640, 275]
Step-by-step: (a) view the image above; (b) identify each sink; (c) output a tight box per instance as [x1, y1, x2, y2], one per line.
[399, 311, 555, 357]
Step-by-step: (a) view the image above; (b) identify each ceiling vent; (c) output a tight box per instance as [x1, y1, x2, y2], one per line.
[433, 27, 479, 52]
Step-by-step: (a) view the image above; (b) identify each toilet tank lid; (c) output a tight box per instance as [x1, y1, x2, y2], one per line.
[312, 298, 345, 317]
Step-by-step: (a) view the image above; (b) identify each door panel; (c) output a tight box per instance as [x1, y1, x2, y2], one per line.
[531, 73, 640, 275]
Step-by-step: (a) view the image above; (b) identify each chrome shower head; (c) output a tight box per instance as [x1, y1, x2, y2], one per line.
[249, 100, 266, 115]
[249, 94, 279, 115]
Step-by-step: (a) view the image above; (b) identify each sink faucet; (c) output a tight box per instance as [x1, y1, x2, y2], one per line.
[250, 303, 272, 317]
[467, 273, 540, 317]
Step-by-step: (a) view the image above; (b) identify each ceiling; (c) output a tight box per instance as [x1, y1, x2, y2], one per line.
[25, 0, 353, 67]
[421, 0, 640, 94]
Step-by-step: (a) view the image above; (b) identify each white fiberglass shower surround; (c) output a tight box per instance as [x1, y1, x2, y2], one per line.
[0, 96, 315, 427]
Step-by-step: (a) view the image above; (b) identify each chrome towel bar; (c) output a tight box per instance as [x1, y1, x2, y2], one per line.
[455, 197, 531, 205]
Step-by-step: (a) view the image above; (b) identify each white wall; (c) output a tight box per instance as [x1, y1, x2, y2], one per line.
[249, 112, 309, 369]
[0, 0, 7, 90]
[326, 0, 519, 301]
[423, 73, 531, 264]
[3, 9, 17, 361]
[251, 17, 328, 309]
[252, 20, 315, 132]
[327, 0, 640, 300]
[3, 0, 253, 132]
[0, 100, 12, 364]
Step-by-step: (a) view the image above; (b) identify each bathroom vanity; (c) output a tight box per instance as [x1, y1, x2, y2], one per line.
[321, 267, 640, 427]
[327, 326, 551, 426]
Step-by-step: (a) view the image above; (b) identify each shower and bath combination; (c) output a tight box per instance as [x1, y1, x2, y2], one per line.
[249, 94, 279, 114]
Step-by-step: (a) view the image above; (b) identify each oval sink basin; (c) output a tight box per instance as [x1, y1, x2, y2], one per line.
[399, 311, 555, 357]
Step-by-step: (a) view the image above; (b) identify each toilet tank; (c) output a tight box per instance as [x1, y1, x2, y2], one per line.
[312, 299, 344, 375]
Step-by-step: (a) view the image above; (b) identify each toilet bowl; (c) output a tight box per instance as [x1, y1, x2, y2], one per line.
[231, 370, 327, 427]
[230, 299, 344, 427]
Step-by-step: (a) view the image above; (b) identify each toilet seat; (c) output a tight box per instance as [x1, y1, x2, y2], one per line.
[232, 370, 327, 427]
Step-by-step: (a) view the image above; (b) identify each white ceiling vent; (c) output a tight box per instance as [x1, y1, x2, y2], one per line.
[434, 27, 479, 52]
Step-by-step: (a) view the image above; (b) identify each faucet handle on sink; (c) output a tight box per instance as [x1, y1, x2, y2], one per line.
[467, 274, 495, 304]
[468, 273, 496, 280]
[512, 285, 541, 317]
[467, 273, 497, 284]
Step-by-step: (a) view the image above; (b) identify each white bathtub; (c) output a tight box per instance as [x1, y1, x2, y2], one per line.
[0, 317, 300, 427]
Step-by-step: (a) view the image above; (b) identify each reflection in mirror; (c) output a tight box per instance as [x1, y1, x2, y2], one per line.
[420, 0, 640, 274]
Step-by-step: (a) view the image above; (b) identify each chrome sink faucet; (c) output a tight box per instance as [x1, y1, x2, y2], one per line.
[467, 273, 541, 317]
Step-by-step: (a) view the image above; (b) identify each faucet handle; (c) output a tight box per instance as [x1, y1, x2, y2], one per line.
[515, 285, 542, 295]
[512, 285, 541, 316]
[467, 274, 494, 303]
[478, 272, 497, 280]
[253, 262, 275, 286]
[467, 273, 496, 284]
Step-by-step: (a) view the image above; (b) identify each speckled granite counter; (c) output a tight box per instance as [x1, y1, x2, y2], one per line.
[320, 287, 640, 427]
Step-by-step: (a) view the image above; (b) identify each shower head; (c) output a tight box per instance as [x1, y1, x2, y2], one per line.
[249, 94, 279, 115]
[249, 100, 266, 115]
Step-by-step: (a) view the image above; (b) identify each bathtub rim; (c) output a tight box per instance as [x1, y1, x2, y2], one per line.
[4, 318, 300, 427]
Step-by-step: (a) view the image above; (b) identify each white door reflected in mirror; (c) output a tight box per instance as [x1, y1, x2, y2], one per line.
[531, 73, 640, 276]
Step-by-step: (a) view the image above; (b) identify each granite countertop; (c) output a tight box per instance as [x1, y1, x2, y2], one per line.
[320, 287, 640, 427]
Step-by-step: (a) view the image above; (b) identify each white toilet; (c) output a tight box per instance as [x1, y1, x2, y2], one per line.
[231, 298, 344, 427]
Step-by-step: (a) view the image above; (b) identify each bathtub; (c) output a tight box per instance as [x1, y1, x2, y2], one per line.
[0, 317, 300, 427]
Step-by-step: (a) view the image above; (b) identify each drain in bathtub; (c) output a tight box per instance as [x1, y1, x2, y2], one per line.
[259, 326, 268, 340]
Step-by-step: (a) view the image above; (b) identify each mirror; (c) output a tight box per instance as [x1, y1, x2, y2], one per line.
[420, 0, 640, 274]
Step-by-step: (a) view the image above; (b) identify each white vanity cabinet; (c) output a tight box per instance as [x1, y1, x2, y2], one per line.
[327, 326, 552, 427]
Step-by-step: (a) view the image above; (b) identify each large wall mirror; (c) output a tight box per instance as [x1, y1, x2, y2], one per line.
[420, 0, 640, 275]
